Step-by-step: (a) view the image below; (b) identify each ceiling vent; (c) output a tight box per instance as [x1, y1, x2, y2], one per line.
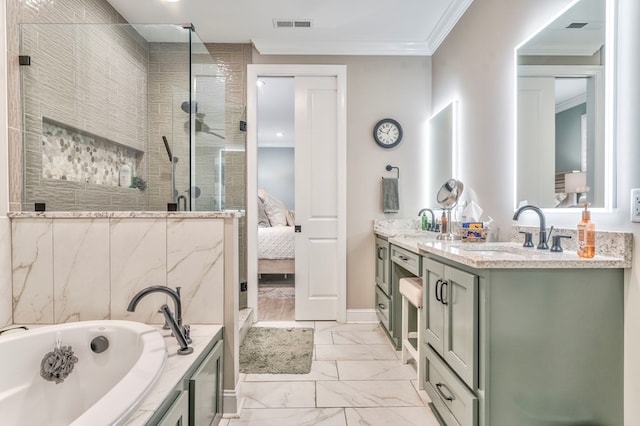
[273, 19, 313, 29]
[566, 22, 588, 29]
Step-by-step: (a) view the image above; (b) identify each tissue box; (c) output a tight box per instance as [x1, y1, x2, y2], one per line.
[461, 222, 487, 242]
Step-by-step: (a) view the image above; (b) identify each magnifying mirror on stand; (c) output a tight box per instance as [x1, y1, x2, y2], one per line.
[436, 178, 464, 240]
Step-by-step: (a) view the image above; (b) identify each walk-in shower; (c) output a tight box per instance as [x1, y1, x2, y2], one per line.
[18, 23, 245, 212]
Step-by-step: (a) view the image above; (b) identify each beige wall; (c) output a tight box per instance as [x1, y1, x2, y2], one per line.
[431, 0, 640, 423]
[252, 52, 432, 310]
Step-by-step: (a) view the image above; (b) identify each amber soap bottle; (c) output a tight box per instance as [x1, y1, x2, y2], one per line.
[577, 203, 595, 258]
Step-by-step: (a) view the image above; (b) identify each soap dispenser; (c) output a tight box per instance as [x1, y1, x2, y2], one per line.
[421, 213, 429, 231]
[577, 203, 595, 258]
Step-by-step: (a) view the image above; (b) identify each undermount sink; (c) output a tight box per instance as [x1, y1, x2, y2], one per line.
[461, 245, 546, 257]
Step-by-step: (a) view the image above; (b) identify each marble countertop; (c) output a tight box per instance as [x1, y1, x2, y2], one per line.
[7, 211, 240, 219]
[376, 219, 632, 269]
[126, 324, 223, 425]
[389, 237, 630, 269]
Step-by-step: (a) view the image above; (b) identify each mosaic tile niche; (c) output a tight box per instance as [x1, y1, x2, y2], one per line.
[42, 119, 143, 188]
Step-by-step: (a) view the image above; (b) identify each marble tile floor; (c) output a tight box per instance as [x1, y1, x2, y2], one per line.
[221, 321, 440, 426]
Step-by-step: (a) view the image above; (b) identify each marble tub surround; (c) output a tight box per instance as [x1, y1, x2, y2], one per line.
[10, 215, 233, 324]
[0, 218, 12, 328]
[511, 225, 633, 262]
[7, 210, 241, 219]
[126, 324, 223, 426]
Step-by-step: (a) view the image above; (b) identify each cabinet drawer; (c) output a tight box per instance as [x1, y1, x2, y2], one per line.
[375, 285, 391, 331]
[391, 245, 421, 276]
[425, 345, 477, 426]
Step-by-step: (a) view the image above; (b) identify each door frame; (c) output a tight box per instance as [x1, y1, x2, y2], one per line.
[246, 64, 347, 323]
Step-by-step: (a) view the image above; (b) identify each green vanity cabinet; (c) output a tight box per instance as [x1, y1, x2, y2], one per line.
[147, 329, 224, 426]
[422, 255, 624, 426]
[423, 257, 478, 390]
[375, 236, 390, 294]
[157, 390, 189, 425]
[189, 338, 224, 425]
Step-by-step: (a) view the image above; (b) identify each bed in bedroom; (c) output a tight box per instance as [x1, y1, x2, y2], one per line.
[257, 190, 295, 275]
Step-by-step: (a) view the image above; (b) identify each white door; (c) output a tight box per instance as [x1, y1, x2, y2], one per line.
[294, 76, 340, 320]
[517, 76, 556, 206]
[246, 65, 347, 323]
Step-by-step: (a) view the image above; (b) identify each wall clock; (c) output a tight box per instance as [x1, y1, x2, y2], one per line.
[373, 118, 403, 149]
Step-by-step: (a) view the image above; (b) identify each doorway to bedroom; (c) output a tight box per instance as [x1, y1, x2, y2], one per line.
[256, 76, 296, 321]
[247, 64, 347, 324]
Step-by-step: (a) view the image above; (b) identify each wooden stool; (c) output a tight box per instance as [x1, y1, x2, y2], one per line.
[399, 276, 424, 388]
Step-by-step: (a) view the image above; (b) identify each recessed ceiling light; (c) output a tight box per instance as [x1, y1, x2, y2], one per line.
[276, 132, 284, 137]
[257, 80, 266, 87]
[166, 0, 180, 3]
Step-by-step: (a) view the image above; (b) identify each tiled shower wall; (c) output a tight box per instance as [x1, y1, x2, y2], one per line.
[6, 0, 147, 211]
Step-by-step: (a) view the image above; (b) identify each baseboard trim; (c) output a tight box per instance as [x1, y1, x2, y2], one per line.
[346, 309, 378, 323]
[222, 386, 244, 418]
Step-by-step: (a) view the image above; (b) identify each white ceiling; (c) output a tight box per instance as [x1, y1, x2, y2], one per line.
[105, 0, 473, 55]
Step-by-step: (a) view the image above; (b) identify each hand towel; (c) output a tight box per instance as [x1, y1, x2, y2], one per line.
[382, 177, 399, 213]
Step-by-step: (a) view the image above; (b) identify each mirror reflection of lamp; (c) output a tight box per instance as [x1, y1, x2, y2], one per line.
[564, 171, 590, 205]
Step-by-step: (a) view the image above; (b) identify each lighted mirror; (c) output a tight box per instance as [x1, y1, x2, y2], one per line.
[515, 0, 615, 210]
[426, 101, 457, 207]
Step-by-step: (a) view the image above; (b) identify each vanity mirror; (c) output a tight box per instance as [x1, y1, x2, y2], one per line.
[515, 0, 615, 210]
[427, 101, 457, 207]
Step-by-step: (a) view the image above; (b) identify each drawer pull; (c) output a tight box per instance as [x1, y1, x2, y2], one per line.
[377, 246, 386, 260]
[399, 255, 409, 261]
[435, 279, 442, 302]
[440, 280, 449, 305]
[436, 382, 455, 402]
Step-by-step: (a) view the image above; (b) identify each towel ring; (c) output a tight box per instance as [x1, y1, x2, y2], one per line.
[385, 164, 399, 179]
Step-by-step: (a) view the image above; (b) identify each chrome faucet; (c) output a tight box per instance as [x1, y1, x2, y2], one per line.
[512, 205, 549, 250]
[127, 285, 193, 355]
[418, 208, 435, 231]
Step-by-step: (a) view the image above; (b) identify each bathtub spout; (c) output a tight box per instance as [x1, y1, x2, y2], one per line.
[127, 285, 193, 354]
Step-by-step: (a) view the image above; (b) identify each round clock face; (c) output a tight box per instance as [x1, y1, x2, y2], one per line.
[373, 118, 403, 148]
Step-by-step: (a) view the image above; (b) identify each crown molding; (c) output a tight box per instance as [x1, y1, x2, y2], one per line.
[426, 0, 474, 53]
[252, 39, 433, 56]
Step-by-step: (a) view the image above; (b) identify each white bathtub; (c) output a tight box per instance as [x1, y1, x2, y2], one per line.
[0, 320, 167, 426]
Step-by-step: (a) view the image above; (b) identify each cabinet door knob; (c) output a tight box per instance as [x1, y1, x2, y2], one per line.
[378, 303, 387, 310]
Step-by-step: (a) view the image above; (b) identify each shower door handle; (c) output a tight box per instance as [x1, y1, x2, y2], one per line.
[295, 225, 302, 233]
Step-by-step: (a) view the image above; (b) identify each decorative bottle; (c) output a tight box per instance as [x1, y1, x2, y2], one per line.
[421, 213, 429, 231]
[577, 203, 595, 258]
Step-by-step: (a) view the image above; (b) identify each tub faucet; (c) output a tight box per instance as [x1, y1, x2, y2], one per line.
[512, 205, 549, 250]
[418, 208, 435, 231]
[127, 285, 193, 355]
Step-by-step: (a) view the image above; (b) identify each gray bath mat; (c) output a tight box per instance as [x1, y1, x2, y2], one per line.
[240, 327, 314, 374]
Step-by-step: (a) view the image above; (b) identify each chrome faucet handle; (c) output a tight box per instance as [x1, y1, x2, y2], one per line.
[158, 308, 170, 330]
[550, 235, 571, 252]
[518, 231, 534, 248]
[182, 324, 192, 344]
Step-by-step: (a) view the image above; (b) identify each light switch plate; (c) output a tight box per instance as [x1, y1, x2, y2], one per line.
[632, 188, 640, 223]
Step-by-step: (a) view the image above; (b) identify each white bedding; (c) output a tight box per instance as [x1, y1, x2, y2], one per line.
[258, 226, 295, 259]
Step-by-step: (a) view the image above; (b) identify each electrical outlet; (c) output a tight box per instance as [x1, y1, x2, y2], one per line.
[632, 189, 640, 223]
